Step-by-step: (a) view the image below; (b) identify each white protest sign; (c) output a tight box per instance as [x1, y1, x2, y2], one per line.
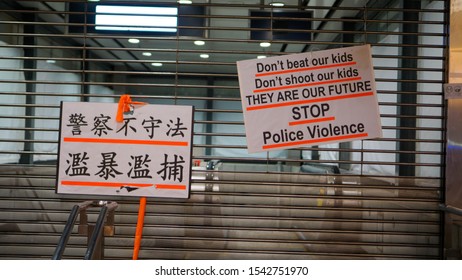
[237, 44, 382, 153]
[56, 102, 194, 199]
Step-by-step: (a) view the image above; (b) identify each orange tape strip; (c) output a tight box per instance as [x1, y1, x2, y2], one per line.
[255, 61, 357, 77]
[247, 91, 374, 111]
[63, 137, 188, 146]
[60, 181, 153, 187]
[156, 184, 187, 190]
[289, 116, 336, 126]
[116, 94, 146, 123]
[253, 76, 361, 94]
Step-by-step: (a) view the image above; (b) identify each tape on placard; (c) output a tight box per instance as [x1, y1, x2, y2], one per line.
[116, 94, 147, 122]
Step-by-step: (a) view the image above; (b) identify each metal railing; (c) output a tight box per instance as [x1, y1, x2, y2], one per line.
[52, 200, 118, 260]
[440, 204, 462, 259]
[440, 204, 462, 217]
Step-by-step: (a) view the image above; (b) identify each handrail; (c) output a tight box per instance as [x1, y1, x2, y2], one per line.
[52, 205, 79, 260]
[439, 204, 462, 217]
[52, 200, 118, 260]
[52, 201, 94, 260]
[84, 205, 108, 260]
[84, 201, 118, 260]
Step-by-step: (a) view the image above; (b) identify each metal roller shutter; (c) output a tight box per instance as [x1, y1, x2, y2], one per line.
[0, 0, 448, 259]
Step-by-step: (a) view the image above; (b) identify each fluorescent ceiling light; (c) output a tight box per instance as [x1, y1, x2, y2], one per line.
[270, 2, 285, 7]
[200, 54, 209, 59]
[128, 38, 140, 44]
[257, 55, 267, 59]
[177, 0, 193, 4]
[95, 5, 178, 33]
[194, 40, 205, 46]
[46, 59, 57, 64]
[151, 62, 163, 67]
[142, 52, 152, 57]
[260, 42, 271, 47]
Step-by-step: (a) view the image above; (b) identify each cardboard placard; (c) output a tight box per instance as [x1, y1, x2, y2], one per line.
[56, 102, 194, 199]
[237, 45, 382, 153]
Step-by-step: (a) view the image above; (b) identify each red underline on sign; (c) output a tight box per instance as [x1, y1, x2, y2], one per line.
[247, 91, 374, 111]
[289, 116, 336, 126]
[253, 76, 361, 94]
[262, 133, 369, 150]
[60, 181, 153, 188]
[156, 184, 187, 190]
[63, 137, 188, 147]
[255, 61, 357, 77]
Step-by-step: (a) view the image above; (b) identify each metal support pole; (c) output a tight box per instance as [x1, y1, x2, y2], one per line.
[338, 18, 357, 171]
[81, 49, 90, 102]
[397, 1, 420, 177]
[19, 11, 37, 164]
[205, 77, 214, 156]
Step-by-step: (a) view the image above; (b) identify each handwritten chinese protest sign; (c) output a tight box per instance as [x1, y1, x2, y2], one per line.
[237, 44, 382, 153]
[56, 102, 194, 199]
